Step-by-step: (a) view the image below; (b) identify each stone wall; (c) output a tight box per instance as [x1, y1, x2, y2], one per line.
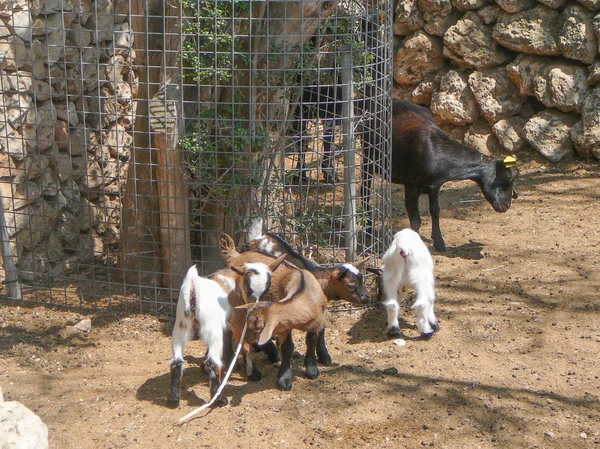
[393, 0, 600, 162]
[0, 0, 134, 282]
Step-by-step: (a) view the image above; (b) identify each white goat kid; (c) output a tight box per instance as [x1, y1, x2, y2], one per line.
[381, 229, 439, 337]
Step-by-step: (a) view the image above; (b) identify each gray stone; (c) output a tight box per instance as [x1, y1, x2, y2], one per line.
[522, 109, 579, 161]
[443, 12, 512, 68]
[394, 31, 445, 86]
[0, 400, 48, 449]
[533, 64, 591, 112]
[559, 4, 598, 64]
[537, 0, 568, 8]
[424, 10, 462, 36]
[394, 0, 424, 35]
[418, 0, 453, 14]
[452, 0, 492, 10]
[23, 101, 56, 151]
[571, 87, 600, 159]
[5, 93, 32, 129]
[67, 22, 91, 48]
[17, 247, 50, 281]
[477, 5, 501, 24]
[468, 67, 526, 123]
[24, 154, 50, 180]
[588, 62, 600, 84]
[0, 122, 26, 160]
[493, 0, 536, 13]
[0, 35, 31, 70]
[9, 9, 33, 42]
[492, 116, 528, 153]
[493, 5, 562, 55]
[104, 123, 132, 160]
[463, 118, 503, 155]
[430, 70, 479, 124]
[411, 79, 435, 104]
[575, 0, 599, 11]
[506, 54, 552, 96]
[15, 199, 59, 250]
[0, 178, 42, 209]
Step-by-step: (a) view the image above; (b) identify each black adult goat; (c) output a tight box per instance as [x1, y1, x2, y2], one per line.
[380, 99, 519, 251]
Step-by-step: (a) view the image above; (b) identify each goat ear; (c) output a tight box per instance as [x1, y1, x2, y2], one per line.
[257, 320, 277, 346]
[230, 265, 244, 275]
[234, 303, 253, 311]
[353, 257, 369, 269]
[218, 233, 236, 263]
[268, 253, 287, 272]
[334, 267, 348, 281]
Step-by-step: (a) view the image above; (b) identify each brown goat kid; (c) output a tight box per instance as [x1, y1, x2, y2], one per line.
[245, 224, 371, 364]
[220, 233, 328, 390]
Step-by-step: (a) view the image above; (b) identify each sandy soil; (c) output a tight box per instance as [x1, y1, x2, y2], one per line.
[1, 157, 599, 449]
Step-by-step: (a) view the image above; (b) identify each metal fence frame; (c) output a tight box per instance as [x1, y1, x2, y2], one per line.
[0, 0, 392, 315]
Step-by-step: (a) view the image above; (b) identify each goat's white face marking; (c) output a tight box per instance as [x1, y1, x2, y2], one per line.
[244, 262, 272, 301]
[215, 274, 235, 293]
[342, 263, 359, 275]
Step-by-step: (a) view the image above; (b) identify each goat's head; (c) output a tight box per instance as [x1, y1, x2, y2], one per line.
[235, 301, 275, 346]
[328, 258, 371, 305]
[231, 254, 286, 303]
[480, 158, 519, 213]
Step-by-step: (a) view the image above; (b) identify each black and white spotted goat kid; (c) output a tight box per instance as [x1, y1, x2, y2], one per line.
[381, 229, 439, 337]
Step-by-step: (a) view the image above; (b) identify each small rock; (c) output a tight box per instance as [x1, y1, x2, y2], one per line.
[545, 431, 556, 439]
[580, 432, 588, 439]
[383, 367, 399, 376]
[393, 339, 407, 347]
[73, 318, 92, 333]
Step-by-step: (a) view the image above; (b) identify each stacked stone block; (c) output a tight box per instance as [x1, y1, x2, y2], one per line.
[393, 0, 600, 162]
[0, 0, 134, 282]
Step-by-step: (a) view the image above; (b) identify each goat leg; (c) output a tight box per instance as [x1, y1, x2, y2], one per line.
[206, 359, 228, 407]
[428, 189, 446, 252]
[276, 331, 295, 391]
[316, 329, 332, 366]
[304, 331, 320, 380]
[167, 358, 184, 408]
[253, 340, 280, 363]
[242, 341, 262, 382]
[404, 186, 422, 235]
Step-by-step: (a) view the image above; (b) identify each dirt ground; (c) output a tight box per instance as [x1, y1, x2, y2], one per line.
[1, 156, 599, 449]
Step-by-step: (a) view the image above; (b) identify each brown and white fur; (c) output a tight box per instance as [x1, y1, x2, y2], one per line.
[244, 218, 371, 365]
[220, 233, 328, 390]
[167, 255, 285, 407]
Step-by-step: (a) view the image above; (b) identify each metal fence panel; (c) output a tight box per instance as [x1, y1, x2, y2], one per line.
[0, 0, 392, 315]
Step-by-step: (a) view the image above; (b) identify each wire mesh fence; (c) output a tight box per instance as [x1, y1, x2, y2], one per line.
[0, 0, 392, 316]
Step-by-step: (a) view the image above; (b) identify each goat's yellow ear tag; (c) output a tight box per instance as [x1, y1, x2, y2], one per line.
[503, 155, 517, 168]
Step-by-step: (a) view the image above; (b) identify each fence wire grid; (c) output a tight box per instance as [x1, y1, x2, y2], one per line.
[0, 0, 392, 315]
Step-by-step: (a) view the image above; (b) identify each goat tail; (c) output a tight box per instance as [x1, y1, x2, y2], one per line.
[218, 233, 239, 264]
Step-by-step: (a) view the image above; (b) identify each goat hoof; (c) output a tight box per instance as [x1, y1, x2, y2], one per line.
[248, 369, 262, 382]
[267, 353, 281, 364]
[305, 365, 319, 380]
[213, 396, 229, 407]
[277, 378, 293, 391]
[386, 326, 402, 338]
[318, 354, 332, 366]
[166, 397, 180, 409]
[433, 241, 446, 252]
[430, 321, 440, 333]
